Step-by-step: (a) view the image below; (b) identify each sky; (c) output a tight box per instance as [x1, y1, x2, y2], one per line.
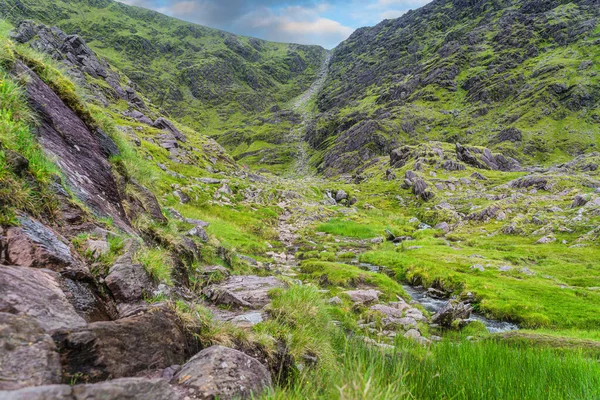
[119, 0, 432, 49]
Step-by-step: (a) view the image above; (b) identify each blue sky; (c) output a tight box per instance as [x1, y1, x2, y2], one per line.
[119, 0, 432, 48]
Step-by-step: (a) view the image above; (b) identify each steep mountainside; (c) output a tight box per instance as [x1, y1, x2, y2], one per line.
[0, 0, 327, 132]
[312, 0, 600, 176]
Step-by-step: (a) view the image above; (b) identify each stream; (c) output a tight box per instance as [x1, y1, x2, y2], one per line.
[355, 261, 519, 333]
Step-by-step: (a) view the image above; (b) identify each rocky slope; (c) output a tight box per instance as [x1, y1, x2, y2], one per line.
[311, 0, 600, 175]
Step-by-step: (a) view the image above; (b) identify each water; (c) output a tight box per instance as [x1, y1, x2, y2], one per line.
[401, 284, 519, 333]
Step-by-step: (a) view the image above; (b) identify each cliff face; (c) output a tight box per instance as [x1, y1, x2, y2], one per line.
[311, 0, 600, 175]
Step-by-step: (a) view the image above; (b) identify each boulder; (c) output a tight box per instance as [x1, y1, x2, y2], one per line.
[105, 241, 154, 303]
[187, 225, 209, 242]
[0, 265, 87, 332]
[172, 346, 272, 400]
[335, 189, 348, 202]
[5, 215, 88, 275]
[202, 276, 285, 309]
[431, 300, 473, 327]
[0, 378, 180, 400]
[55, 305, 188, 382]
[0, 313, 62, 390]
[343, 289, 381, 304]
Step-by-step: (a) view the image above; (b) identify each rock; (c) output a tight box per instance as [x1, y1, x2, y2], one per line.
[153, 117, 187, 143]
[187, 225, 209, 242]
[0, 265, 87, 332]
[471, 172, 487, 180]
[199, 178, 221, 184]
[384, 229, 396, 241]
[174, 190, 190, 204]
[403, 329, 421, 339]
[431, 300, 473, 327]
[335, 189, 348, 202]
[105, 242, 155, 303]
[470, 264, 485, 272]
[55, 305, 188, 382]
[426, 287, 447, 299]
[435, 222, 450, 233]
[328, 296, 342, 305]
[127, 182, 168, 224]
[370, 237, 384, 244]
[0, 378, 181, 400]
[370, 304, 407, 318]
[172, 345, 272, 400]
[239, 255, 258, 266]
[495, 127, 522, 143]
[536, 235, 556, 244]
[412, 177, 435, 201]
[498, 265, 513, 272]
[0, 313, 62, 390]
[572, 194, 589, 208]
[5, 215, 88, 275]
[84, 239, 110, 259]
[202, 276, 285, 309]
[343, 289, 381, 304]
[17, 61, 131, 230]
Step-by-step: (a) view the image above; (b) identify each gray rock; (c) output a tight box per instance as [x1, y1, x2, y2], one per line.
[172, 345, 272, 400]
[200, 178, 222, 184]
[0, 265, 87, 332]
[328, 296, 342, 305]
[187, 226, 209, 242]
[153, 117, 187, 143]
[572, 194, 589, 208]
[0, 313, 62, 390]
[174, 190, 190, 204]
[431, 300, 472, 327]
[403, 329, 421, 339]
[435, 222, 450, 233]
[343, 289, 381, 304]
[470, 264, 485, 272]
[55, 305, 188, 382]
[335, 189, 348, 202]
[0, 378, 180, 400]
[202, 276, 285, 309]
[105, 243, 155, 303]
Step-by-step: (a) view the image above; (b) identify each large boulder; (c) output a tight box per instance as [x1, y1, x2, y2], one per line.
[54, 305, 188, 382]
[431, 300, 473, 327]
[0, 265, 87, 332]
[172, 345, 272, 400]
[202, 276, 285, 309]
[0, 313, 62, 390]
[4, 215, 88, 276]
[0, 378, 181, 400]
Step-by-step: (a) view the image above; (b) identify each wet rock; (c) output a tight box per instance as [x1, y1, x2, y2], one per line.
[202, 276, 285, 309]
[343, 289, 381, 304]
[0, 265, 87, 332]
[0, 313, 62, 390]
[0, 378, 181, 400]
[55, 305, 188, 382]
[5, 215, 88, 275]
[172, 345, 272, 400]
[426, 288, 447, 299]
[431, 300, 473, 327]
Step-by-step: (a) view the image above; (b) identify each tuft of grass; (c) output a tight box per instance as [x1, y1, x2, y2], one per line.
[134, 246, 173, 285]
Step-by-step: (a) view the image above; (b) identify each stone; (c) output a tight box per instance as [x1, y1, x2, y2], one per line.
[202, 276, 285, 309]
[343, 289, 381, 304]
[200, 178, 221, 184]
[572, 194, 589, 208]
[172, 345, 272, 400]
[55, 305, 188, 382]
[370, 304, 406, 318]
[105, 243, 155, 303]
[84, 239, 110, 258]
[431, 300, 473, 327]
[174, 190, 190, 204]
[370, 237, 384, 244]
[0, 378, 181, 400]
[403, 329, 421, 339]
[435, 222, 450, 233]
[0, 313, 62, 390]
[153, 117, 187, 143]
[335, 189, 348, 202]
[0, 265, 87, 332]
[470, 264, 485, 272]
[128, 182, 168, 224]
[5, 215, 88, 275]
[187, 225, 209, 242]
[536, 235, 556, 244]
[328, 296, 342, 305]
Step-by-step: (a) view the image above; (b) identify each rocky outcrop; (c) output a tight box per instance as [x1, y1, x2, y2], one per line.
[15, 61, 132, 231]
[202, 276, 285, 309]
[0, 313, 62, 390]
[456, 144, 521, 172]
[0, 378, 180, 400]
[172, 345, 272, 400]
[431, 300, 473, 327]
[54, 305, 188, 382]
[0, 265, 88, 332]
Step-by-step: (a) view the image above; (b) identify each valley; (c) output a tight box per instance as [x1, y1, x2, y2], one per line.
[0, 0, 599, 399]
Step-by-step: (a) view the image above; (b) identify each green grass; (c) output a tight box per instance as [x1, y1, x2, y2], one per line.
[134, 246, 173, 285]
[265, 335, 600, 399]
[317, 218, 379, 239]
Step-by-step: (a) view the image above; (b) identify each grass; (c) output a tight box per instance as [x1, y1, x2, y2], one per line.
[134, 246, 173, 285]
[265, 334, 600, 399]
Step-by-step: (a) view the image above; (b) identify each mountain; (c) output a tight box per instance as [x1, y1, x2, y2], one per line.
[1, 1, 600, 399]
[0, 0, 327, 131]
[311, 0, 600, 175]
